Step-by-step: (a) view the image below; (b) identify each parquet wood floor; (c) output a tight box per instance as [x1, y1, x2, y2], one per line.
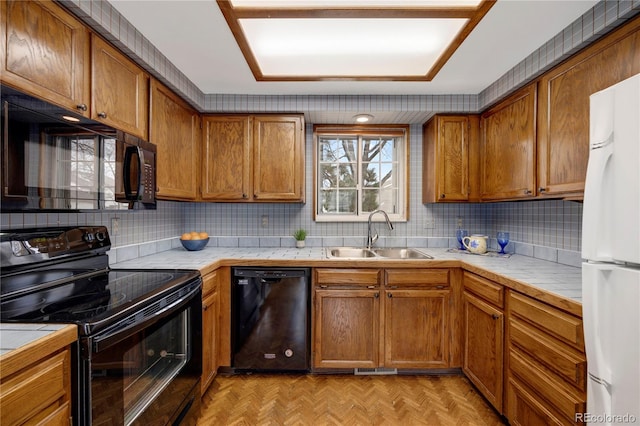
[197, 374, 506, 425]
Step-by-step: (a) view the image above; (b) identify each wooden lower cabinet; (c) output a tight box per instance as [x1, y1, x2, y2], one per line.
[384, 289, 450, 368]
[313, 288, 381, 369]
[462, 271, 505, 412]
[201, 269, 220, 395]
[506, 291, 587, 425]
[506, 374, 572, 426]
[0, 326, 76, 426]
[312, 268, 453, 370]
[463, 291, 504, 412]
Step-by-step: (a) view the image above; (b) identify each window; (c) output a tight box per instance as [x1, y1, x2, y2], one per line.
[314, 125, 408, 222]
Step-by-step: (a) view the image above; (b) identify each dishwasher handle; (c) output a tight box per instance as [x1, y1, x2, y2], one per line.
[233, 268, 309, 279]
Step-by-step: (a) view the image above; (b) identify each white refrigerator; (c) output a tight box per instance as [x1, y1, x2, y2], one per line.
[582, 73, 640, 425]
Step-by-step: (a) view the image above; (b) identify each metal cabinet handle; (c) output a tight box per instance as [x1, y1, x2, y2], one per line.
[203, 304, 209, 311]
[242, 193, 248, 199]
[492, 314, 500, 320]
[76, 103, 87, 111]
[374, 292, 379, 299]
[524, 189, 532, 195]
[387, 293, 392, 298]
[538, 187, 547, 193]
[98, 112, 107, 119]
[440, 194, 445, 199]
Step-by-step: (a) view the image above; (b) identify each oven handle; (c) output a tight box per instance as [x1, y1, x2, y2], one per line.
[92, 284, 200, 353]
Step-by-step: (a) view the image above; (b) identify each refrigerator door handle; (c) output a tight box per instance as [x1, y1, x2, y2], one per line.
[582, 137, 615, 262]
[582, 264, 613, 383]
[588, 372, 612, 393]
[591, 132, 614, 150]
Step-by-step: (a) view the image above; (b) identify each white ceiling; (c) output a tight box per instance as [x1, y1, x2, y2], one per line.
[108, 0, 598, 96]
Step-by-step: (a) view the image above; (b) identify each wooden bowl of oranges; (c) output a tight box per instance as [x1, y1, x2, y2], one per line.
[180, 231, 209, 251]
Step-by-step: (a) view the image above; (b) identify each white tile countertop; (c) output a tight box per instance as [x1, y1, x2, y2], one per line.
[113, 246, 582, 305]
[0, 323, 74, 356]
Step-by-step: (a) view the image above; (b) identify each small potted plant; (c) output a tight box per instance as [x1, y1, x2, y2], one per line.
[293, 228, 307, 248]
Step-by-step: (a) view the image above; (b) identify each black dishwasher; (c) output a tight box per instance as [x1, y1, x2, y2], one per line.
[232, 267, 311, 372]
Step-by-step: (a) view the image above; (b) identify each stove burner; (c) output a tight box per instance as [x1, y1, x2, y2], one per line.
[38, 291, 127, 320]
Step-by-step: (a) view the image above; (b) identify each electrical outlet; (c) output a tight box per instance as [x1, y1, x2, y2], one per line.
[261, 215, 269, 228]
[111, 217, 120, 236]
[457, 217, 464, 228]
[424, 218, 436, 229]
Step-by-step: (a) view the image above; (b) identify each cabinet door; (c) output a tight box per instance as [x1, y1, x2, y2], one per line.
[480, 84, 537, 200]
[150, 79, 200, 200]
[91, 35, 149, 139]
[537, 18, 640, 197]
[313, 289, 380, 369]
[1, 0, 90, 115]
[252, 115, 305, 202]
[384, 289, 449, 368]
[422, 115, 471, 202]
[201, 116, 251, 201]
[463, 292, 504, 412]
[202, 289, 219, 395]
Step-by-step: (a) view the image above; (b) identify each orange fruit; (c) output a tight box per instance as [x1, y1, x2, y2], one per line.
[199, 232, 209, 239]
[181, 233, 192, 240]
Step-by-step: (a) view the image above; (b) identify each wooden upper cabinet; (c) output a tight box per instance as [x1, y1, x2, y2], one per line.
[91, 35, 149, 139]
[537, 18, 640, 198]
[480, 84, 537, 201]
[201, 114, 305, 202]
[1, 0, 90, 115]
[423, 115, 479, 203]
[253, 115, 305, 202]
[150, 79, 200, 200]
[201, 115, 251, 201]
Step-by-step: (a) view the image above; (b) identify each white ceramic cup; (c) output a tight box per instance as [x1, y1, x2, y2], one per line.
[462, 234, 488, 254]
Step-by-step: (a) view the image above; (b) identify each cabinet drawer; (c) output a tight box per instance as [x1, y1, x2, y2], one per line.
[27, 401, 71, 426]
[202, 270, 218, 296]
[315, 269, 381, 287]
[463, 271, 504, 307]
[510, 318, 586, 391]
[509, 292, 584, 350]
[1, 350, 68, 426]
[385, 269, 449, 287]
[506, 375, 576, 426]
[509, 349, 585, 423]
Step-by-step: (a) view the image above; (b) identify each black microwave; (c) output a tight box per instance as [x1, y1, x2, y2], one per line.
[1, 86, 156, 211]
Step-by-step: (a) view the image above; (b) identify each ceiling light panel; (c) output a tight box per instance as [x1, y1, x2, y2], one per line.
[230, 1, 482, 7]
[240, 18, 467, 76]
[217, 0, 495, 81]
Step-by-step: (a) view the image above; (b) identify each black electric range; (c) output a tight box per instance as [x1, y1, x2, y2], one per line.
[0, 226, 203, 426]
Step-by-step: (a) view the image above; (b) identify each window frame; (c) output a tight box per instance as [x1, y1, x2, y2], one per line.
[313, 124, 410, 222]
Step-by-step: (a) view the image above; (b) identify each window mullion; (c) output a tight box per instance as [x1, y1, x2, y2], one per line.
[357, 135, 363, 216]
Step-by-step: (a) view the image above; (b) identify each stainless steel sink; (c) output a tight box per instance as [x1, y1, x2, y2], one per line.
[327, 247, 376, 258]
[372, 248, 433, 259]
[326, 247, 432, 259]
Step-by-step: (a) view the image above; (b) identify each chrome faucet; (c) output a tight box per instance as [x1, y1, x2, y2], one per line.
[367, 210, 394, 249]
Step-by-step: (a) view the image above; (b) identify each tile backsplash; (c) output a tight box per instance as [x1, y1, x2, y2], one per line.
[1, 123, 582, 267]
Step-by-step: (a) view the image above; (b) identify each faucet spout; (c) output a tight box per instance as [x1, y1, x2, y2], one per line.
[367, 209, 394, 249]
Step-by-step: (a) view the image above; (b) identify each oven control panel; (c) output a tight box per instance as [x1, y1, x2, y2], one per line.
[1, 226, 111, 265]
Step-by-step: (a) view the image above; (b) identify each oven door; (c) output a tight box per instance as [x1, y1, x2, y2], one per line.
[78, 282, 202, 426]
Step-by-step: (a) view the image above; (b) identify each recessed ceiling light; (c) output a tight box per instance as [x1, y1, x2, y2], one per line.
[62, 115, 81, 122]
[217, 0, 495, 82]
[354, 114, 374, 123]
